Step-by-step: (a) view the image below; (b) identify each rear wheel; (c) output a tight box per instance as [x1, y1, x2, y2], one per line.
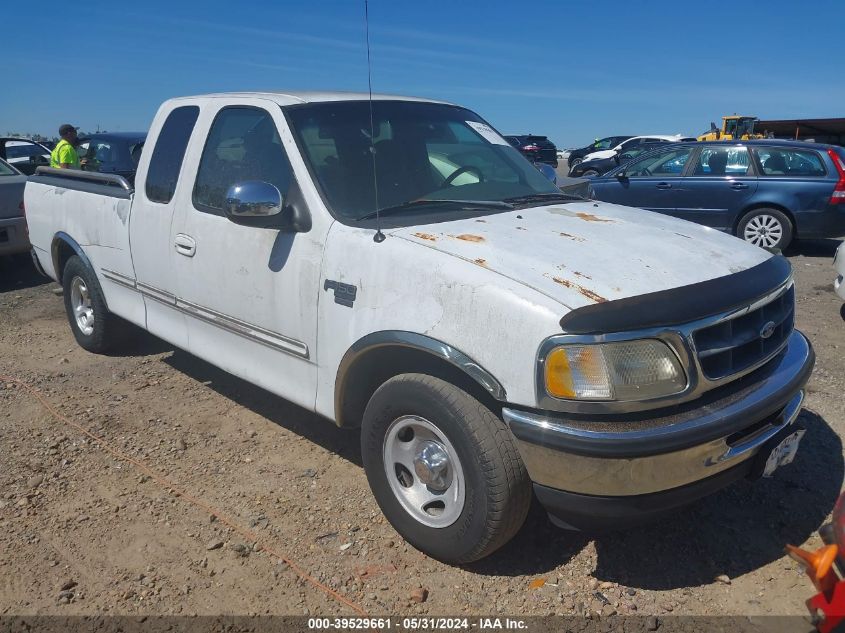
[361, 374, 531, 563]
[737, 208, 793, 251]
[62, 255, 122, 353]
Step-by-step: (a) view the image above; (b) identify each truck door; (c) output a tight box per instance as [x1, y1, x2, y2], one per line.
[170, 100, 323, 410]
[128, 104, 200, 348]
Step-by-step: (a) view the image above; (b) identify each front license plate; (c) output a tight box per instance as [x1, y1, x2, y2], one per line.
[763, 430, 805, 477]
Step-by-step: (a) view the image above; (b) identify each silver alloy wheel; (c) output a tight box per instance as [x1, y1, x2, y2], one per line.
[382, 415, 465, 528]
[743, 214, 783, 248]
[70, 276, 94, 336]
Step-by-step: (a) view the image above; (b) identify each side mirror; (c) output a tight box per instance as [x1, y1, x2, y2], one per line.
[616, 170, 628, 180]
[224, 181, 288, 227]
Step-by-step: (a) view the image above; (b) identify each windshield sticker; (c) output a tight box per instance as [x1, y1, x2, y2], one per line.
[465, 121, 509, 145]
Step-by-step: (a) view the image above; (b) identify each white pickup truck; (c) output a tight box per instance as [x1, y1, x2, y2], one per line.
[25, 91, 814, 563]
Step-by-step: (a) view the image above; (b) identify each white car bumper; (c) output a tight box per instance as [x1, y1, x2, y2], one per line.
[835, 242, 845, 300]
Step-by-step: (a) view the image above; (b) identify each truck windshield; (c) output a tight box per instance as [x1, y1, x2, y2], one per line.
[285, 100, 559, 223]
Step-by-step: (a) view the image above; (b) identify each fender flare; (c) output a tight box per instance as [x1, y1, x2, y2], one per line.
[51, 231, 93, 278]
[334, 331, 507, 425]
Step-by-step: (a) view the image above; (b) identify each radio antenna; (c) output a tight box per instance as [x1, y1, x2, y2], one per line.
[364, 0, 385, 243]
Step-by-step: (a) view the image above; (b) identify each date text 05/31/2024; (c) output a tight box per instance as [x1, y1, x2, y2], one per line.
[307, 618, 529, 630]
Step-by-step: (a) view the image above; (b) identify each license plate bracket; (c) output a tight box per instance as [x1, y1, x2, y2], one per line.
[762, 430, 805, 478]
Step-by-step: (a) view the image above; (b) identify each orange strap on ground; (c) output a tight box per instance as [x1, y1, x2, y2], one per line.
[1, 373, 368, 616]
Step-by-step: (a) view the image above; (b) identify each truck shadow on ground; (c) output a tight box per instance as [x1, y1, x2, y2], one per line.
[0, 255, 50, 292]
[163, 350, 364, 467]
[786, 238, 841, 258]
[470, 409, 843, 590]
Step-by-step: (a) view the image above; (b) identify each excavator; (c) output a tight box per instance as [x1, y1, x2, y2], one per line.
[698, 115, 767, 141]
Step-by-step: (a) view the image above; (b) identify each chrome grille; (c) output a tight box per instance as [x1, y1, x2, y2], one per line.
[693, 285, 794, 380]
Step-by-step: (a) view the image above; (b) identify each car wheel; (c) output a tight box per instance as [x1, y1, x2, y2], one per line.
[581, 169, 600, 177]
[737, 208, 793, 251]
[62, 255, 121, 353]
[361, 374, 531, 564]
[569, 158, 582, 168]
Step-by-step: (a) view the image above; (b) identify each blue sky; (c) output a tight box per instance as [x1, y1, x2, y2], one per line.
[4, 0, 842, 147]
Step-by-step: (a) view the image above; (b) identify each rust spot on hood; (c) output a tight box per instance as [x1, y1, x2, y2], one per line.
[475, 219, 487, 223]
[453, 234, 485, 243]
[550, 276, 607, 303]
[413, 232, 437, 241]
[516, 226, 526, 230]
[559, 232, 586, 242]
[576, 212, 614, 223]
[573, 271, 592, 280]
[473, 258, 488, 267]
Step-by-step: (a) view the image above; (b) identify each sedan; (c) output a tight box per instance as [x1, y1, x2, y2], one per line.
[0, 138, 51, 176]
[0, 158, 29, 256]
[590, 140, 845, 250]
[569, 143, 667, 177]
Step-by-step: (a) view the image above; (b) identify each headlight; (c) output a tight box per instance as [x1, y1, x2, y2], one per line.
[544, 339, 686, 401]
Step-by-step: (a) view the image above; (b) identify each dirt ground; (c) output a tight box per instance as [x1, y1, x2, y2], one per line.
[0, 238, 843, 620]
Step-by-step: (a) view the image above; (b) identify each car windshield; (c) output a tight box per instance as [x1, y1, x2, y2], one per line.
[6, 144, 47, 159]
[285, 100, 560, 223]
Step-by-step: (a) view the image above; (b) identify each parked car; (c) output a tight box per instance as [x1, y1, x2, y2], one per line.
[835, 242, 845, 301]
[556, 148, 571, 162]
[0, 138, 51, 176]
[0, 157, 29, 256]
[581, 135, 687, 163]
[590, 140, 845, 250]
[567, 135, 633, 168]
[504, 134, 558, 167]
[569, 142, 667, 177]
[78, 132, 146, 184]
[26, 91, 813, 563]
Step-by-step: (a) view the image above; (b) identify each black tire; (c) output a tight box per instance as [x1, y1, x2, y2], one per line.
[361, 374, 531, 563]
[61, 255, 121, 353]
[736, 208, 793, 251]
[581, 169, 600, 177]
[569, 157, 582, 168]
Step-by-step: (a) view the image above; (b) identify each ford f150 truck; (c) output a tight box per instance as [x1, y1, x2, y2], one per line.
[25, 92, 814, 563]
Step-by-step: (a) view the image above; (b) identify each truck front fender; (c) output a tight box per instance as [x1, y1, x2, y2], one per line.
[334, 331, 507, 428]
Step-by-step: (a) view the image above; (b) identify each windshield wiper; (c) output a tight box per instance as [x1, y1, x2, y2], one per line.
[503, 192, 586, 208]
[356, 199, 513, 221]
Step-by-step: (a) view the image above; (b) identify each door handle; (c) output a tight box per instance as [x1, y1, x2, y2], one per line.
[730, 182, 749, 190]
[656, 182, 672, 189]
[174, 233, 196, 257]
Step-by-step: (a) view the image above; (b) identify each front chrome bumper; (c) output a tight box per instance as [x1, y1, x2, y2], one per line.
[504, 330, 814, 497]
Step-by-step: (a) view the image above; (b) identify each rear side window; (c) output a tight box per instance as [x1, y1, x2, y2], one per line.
[693, 147, 751, 176]
[755, 147, 826, 177]
[145, 105, 200, 203]
[193, 106, 293, 215]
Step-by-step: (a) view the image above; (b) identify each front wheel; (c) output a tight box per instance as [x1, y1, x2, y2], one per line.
[580, 168, 600, 177]
[737, 208, 793, 251]
[568, 157, 582, 169]
[361, 374, 531, 564]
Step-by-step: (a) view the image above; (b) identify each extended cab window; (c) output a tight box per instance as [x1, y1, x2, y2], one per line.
[193, 107, 293, 215]
[754, 147, 826, 177]
[145, 105, 200, 203]
[624, 147, 693, 177]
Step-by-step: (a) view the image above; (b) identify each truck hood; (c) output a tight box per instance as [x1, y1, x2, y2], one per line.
[391, 201, 771, 311]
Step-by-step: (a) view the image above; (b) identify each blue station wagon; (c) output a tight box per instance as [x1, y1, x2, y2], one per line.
[589, 140, 845, 250]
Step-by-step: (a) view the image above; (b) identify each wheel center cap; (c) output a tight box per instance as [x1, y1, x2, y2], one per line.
[413, 441, 451, 491]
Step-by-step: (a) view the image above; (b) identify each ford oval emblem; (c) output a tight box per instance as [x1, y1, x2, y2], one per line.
[760, 321, 776, 339]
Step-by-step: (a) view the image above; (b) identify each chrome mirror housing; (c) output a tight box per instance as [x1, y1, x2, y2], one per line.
[224, 181, 283, 218]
